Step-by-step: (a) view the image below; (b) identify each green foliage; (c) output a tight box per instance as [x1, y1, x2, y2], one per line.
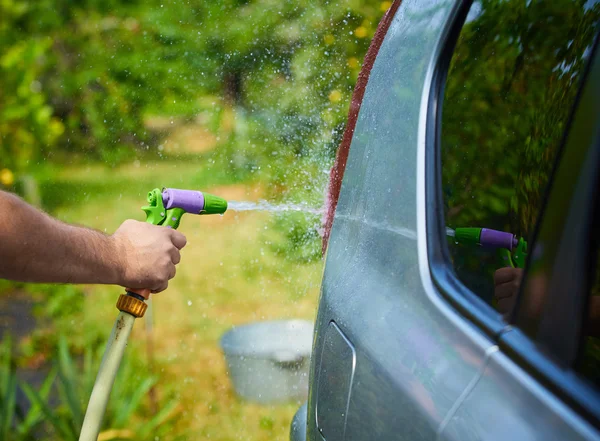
[0, 333, 179, 441]
[0, 1, 63, 174]
[259, 415, 275, 430]
[0, 336, 56, 441]
[210, 0, 388, 199]
[35, 284, 84, 322]
[1, 0, 390, 200]
[270, 213, 323, 264]
[0, 0, 207, 177]
[20, 336, 179, 441]
[0, 337, 18, 439]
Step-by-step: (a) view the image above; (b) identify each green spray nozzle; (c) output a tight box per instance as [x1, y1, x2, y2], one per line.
[141, 187, 228, 229]
[201, 192, 228, 215]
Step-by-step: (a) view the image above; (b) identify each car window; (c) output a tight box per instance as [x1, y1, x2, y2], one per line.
[578, 250, 600, 387]
[441, 0, 600, 307]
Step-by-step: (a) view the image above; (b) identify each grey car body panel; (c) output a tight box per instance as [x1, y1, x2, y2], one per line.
[439, 350, 600, 441]
[291, 402, 308, 441]
[315, 322, 356, 440]
[307, 1, 496, 440]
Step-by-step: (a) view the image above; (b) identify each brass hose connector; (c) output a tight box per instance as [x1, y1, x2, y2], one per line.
[116, 294, 147, 318]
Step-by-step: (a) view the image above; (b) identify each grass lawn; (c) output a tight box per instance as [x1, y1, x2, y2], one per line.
[30, 127, 325, 440]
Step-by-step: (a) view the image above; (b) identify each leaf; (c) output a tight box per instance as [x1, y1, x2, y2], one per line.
[113, 376, 157, 428]
[138, 400, 180, 439]
[18, 367, 57, 437]
[1, 367, 16, 441]
[20, 381, 78, 441]
[57, 337, 83, 429]
[83, 347, 94, 395]
[0, 336, 14, 440]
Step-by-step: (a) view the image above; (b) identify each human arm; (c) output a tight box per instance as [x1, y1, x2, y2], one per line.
[0, 191, 186, 292]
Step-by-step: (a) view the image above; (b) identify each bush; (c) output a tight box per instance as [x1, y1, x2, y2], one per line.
[1, 336, 179, 441]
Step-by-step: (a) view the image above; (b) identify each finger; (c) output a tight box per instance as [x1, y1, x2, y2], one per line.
[170, 247, 181, 265]
[170, 230, 187, 250]
[152, 281, 168, 294]
[168, 263, 176, 280]
[494, 267, 518, 285]
[494, 282, 518, 300]
[497, 297, 516, 315]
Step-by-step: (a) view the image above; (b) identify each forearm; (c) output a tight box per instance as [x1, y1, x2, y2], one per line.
[0, 191, 122, 284]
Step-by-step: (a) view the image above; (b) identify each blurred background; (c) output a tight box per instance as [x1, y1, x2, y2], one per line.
[0, 0, 389, 439]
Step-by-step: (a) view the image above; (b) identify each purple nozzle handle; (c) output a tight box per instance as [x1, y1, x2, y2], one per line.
[162, 188, 205, 214]
[480, 228, 518, 251]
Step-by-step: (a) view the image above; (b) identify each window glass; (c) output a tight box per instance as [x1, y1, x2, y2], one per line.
[441, 0, 600, 307]
[578, 253, 600, 387]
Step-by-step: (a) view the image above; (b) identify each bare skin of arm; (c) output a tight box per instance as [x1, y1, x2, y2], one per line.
[0, 191, 186, 293]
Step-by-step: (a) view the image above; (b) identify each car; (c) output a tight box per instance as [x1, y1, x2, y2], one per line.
[291, 0, 600, 440]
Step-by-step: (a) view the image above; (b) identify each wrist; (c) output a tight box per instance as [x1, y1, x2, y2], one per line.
[107, 232, 129, 286]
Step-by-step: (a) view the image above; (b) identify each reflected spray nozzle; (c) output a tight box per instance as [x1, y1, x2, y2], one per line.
[454, 227, 517, 250]
[452, 227, 527, 268]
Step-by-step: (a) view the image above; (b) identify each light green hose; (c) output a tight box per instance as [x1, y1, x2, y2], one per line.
[78, 311, 136, 441]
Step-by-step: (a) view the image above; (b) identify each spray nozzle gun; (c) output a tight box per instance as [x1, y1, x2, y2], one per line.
[125, 188, 227, 300]
[142, 187, 228, 228]
[453, 227, 527, 268]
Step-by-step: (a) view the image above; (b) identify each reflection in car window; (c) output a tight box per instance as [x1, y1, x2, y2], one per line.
[441, 0, 600, 306]
[579, 255, 600, 387]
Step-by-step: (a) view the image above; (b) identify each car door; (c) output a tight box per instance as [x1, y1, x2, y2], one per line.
[307, 0, 600, 441]
[307, 1, 496, 440]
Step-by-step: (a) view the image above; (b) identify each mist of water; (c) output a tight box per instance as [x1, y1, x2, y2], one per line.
[228, 202, 458, 243]
[334, 214, 417, 241]
[228, 200, 324, 215]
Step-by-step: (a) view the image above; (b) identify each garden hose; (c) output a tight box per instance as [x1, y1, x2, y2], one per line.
[78, 188, 227, 441]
